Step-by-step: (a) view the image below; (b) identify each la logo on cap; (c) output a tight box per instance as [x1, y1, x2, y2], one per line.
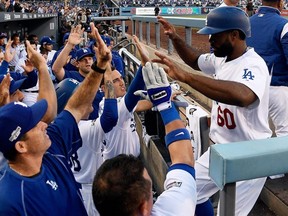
[83, 49, 88, 53]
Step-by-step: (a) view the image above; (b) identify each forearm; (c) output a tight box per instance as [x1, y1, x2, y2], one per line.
[65, 70, 103, 123]
[52, 43, 74, 79]
[0, 60, 9, 75]
[171, 34, 201, 70]
[37, 64, 57, 124]
[125, 66, 145, 111]
[160, 105, 194, 167]
[186, 73, 257, 107]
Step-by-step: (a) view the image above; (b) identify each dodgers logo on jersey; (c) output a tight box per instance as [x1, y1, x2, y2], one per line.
[242, 69, 255, 81]
[166, 181, 182, 190]
[46, 180, 58, 190]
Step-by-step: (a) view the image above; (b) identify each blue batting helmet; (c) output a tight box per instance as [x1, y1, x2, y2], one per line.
[55, 78, 80, 114]
[197, 7, 251, 37]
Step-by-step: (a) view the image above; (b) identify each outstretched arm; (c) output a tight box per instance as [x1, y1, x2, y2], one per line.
[65, 23, 112, 123]
[100, 64, 118, 133]
[142, 62, 194, 167]
[0, 39, 15, 75]
[153, 52, 257, 107]
[157, 16, 202, 70]
[25, 40, 57, 123]
[124, 35, 149, 112]
[52, 25, 84, 81]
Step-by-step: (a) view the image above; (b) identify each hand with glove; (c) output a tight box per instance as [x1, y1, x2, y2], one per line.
[141, 62, 172, 111]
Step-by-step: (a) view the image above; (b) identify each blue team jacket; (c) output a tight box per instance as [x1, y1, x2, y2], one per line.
[246, 6, 288, 87]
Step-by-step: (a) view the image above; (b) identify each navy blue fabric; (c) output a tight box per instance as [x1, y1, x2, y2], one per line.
[246, 7, 288, 86]
[124, 66, 145, 112]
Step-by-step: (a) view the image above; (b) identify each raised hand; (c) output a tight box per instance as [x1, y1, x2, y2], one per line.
[90, 22, 112, 69]
[157, 16, 177, 40]
[4, 39, 16, 63]
[133, 35, 149, 66]
[68, 24, 84, 46]
[152, 51, 187, 83]
[0, 73, 11, 106]
[142, 62, 172, 111]
[25, 40, 46, 71]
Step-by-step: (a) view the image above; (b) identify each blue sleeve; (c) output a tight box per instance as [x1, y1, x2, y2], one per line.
[47, 110, 82, 158]
[168, 163, 195, 179]
[100, 98, 118, 133]
[124, 66, 145, 112]
[20, 70, 38, 89]
[0, 60, 9, 75]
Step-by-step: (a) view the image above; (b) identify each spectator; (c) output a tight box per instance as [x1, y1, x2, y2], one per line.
[154, 4, 160, 16]
[0, 32, 7, 52]
[0, 0, 9, 12]
[156, 7, 271, 215]
[246, 0, 254, 16]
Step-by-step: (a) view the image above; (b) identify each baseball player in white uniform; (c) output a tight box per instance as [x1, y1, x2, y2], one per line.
[93, 62, 197, 216]
[157, 7, 272, 216]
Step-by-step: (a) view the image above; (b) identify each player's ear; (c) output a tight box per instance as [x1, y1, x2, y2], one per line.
[138, 200, 150, 216]
[14, 140, 28, 154]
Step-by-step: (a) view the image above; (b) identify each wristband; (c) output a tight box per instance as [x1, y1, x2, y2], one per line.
[165, 128, 190, 148]
[91, 61, 106, 74]
[159, 103, 180, 125]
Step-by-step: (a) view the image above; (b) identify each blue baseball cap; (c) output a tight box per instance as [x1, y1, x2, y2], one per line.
[40, 36, 54, 46]
[76, 48, 94, 61]
[0, 75, 27, 94]
[100, 35, 111, 46]
[0, 32, 7, 39]
[0, 100, 48, 155]
[63, 32, 70, 43]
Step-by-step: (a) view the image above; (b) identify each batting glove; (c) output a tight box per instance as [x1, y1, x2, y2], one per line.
[142, 62, 172, 111]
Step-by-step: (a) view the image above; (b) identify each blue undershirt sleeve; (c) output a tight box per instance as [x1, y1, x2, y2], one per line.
[124, 66, 145, 112]
[0, 60, 9, 75]
[100, 98, 118, 133]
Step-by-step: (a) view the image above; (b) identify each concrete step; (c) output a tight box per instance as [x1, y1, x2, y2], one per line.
[254, 175, 288, 216]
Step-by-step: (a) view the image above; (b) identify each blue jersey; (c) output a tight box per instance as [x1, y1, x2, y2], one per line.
[63, 70, 104, 120]
[0, 111, 87, 216]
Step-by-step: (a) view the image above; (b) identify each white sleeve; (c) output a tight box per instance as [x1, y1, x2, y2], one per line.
[151, 169, 197, 216]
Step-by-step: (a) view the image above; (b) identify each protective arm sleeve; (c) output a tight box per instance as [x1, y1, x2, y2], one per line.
[125, 65, 145, 112]
[0, 60, 9, 75]
[100, 98, 118, 133]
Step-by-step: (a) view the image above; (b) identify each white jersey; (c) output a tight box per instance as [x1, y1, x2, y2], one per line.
[195, 48, 271, 215]
[99, 95, 140, 161]
[198, 48, 272, 146]
[72, 119, 105, 184]
[71, 119, 105, 216]
[151, 169, 197, 216]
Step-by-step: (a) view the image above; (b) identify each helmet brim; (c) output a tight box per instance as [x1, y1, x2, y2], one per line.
[197, 26, 226, 35]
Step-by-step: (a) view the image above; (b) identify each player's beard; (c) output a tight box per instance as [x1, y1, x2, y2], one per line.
[213, 41, 233, 58]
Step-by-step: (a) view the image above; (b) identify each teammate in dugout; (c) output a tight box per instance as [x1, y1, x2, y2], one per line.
[156, 7, 272, 216]
[0, 22, 110, 215]
[55, 35, 152, 216]
[92, 62, 197, 216]
[246, 0, 288, 138]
